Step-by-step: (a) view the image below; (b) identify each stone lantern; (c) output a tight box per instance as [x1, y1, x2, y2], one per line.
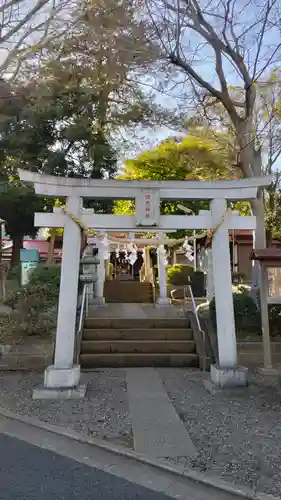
[80, 251, 100, 302]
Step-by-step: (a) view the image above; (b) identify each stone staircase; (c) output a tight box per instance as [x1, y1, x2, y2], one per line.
[80, 314, 199, 368]
[104, 280, 154, 303]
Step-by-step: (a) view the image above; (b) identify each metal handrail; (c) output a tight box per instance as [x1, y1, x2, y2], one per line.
[184, 284, 207, 372]
[75, 284, 89, 364]
[78, 284, 89, 332]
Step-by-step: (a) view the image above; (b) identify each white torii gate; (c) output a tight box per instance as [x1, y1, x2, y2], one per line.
[18, 170, 271, 397]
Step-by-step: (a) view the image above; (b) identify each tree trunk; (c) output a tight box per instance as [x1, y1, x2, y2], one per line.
[240, 146, 267, 291]
[265, 188, 275, 247]
[47, 229, 56, 264]
[11, 234, 23, 265]
[251, 194, 266, 289]
[266, 230, 273, 247]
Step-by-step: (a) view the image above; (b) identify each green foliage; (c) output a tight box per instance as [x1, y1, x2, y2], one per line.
[5, 283, 57, 313]
[120, 134, 237, 181]
[114, 131, 237, 237]
[210, 293, 260, 334]
[7, 264, 21, 284]
[4, 264, 61, 336]
[0, 80, 117, 181]
[265, 190, 281, 240]
[29, 264, 61, 290]
[0, 77, 118, 226]
[4, 283, 58, 336]
[167, 264, 194, 286]
[232, 284, 251, 294]
[232, 200, 251, 216]
[0, 178, 46, 263]
[0, 180, 45, 237]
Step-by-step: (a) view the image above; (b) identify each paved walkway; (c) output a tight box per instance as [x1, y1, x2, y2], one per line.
[127, 368, 197, 458]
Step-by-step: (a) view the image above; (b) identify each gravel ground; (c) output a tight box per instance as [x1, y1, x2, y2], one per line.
[159, 368, 281, 497]
[1, 368, 281, 496]
[0, 370, 133, 447]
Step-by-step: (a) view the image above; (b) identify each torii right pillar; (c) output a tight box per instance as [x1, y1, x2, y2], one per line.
[209, 199, 248, 388]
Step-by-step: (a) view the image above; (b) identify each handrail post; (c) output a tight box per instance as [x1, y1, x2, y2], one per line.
[76, 284, 89, 365]
[187, 284, 207, 372]
[86, 285, 89, 317]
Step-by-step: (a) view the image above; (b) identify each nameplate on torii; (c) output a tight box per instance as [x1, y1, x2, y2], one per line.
[135, 189, 160, 227]
[34, 206, 256, 232]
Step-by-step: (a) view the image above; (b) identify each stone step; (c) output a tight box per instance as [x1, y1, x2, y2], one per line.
[105, 297, 153, 303]
[80, 352, 199, 368]
[104, 286, 152, 290]
[81, 340, 196, 354]
[104, 283, 152, 290]
[104, 281, 154, 304]
[84, 317, 190, 329]
[82, 328, 193, 341]
[105, 289, 153, 296]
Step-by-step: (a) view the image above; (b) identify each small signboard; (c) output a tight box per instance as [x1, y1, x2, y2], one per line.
[20, 248, 40, 286]
[268, 267, 281, 299]
[21, 262, 37, 285]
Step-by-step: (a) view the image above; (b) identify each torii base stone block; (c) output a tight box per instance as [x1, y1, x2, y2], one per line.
[33, 365, 87, 400]
[210, 364, 248, 389]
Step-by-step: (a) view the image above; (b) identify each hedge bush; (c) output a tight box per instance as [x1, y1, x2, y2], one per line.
[210, 293, 260, 334]
[4, 264, 61, 336]
[29, 264, 61, 291]
[167, 264, 194, 286]
[7, 264, 21, 284]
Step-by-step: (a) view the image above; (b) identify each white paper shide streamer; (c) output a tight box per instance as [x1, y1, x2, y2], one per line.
[183, 238, 194, 262]
[100, 234, 110, 260]
[127, 243, 138, 266]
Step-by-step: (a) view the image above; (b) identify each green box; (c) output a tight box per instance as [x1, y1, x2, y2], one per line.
[20, 248, 40, 263]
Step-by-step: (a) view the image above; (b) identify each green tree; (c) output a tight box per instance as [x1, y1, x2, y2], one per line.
[114, 131, 239, 237]
[0, 77, 119, 259]
[0, 78, 117, 180]
[36, 0, 176, 158]
[0, 179, 46, 264]
[265, 191, 281, 241]
[119, 133, 237, 181]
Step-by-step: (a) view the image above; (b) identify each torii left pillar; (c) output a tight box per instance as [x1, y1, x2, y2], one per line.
[34, 196, 86, 399]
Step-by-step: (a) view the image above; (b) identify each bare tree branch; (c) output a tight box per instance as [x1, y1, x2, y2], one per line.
[145, 0, 281, 179]
[0, 0, 72, 79]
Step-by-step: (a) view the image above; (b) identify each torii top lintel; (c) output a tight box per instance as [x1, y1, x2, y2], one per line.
[18, 169, 272, 201]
